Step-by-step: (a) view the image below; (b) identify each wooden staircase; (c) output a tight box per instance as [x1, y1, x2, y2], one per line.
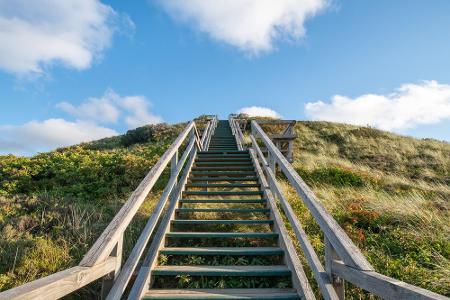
[143, 120, 301, 299]
[2, 116, 447, 300]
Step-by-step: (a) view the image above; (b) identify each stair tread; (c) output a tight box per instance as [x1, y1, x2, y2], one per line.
[144, 289, 299, 300]
[160, 247, 283, 255]
[186, 183, 260, 187]
[171, 219, 273, 224]
[166, 232, 278, 238]
[179, 199, 265, 203]
[152, 265, 290, 276]
[190, 177, 258, 181]
[176, 208, 269, 213]
[183, 191, 263, 195]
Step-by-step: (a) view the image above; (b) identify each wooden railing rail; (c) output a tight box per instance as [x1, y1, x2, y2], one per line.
[229, 114, 245, 150]
[245, 118, 448, 300]
[0, 117, 216, 300]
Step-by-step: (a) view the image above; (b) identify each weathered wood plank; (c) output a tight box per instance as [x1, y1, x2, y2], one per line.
[0, 257, 116, 300]
[251, 121, 373, 271]
[80, 122, 196, 267]
[332, 261, 449, 300]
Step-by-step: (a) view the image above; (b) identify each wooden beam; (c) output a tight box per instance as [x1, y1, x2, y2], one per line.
[332, 261, 449, 300]
[0, 257, 116, 300]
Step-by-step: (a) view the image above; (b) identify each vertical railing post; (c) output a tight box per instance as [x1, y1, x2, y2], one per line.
[171, 149, 178, 184]
[325, 237, 345, 299]
[101, 234, 123, 299]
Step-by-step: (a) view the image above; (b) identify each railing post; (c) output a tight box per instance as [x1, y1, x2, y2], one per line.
[171, 150, 178, 183]
[325, 237, 345, 300]
[101, 234, 123, 299]
[268, 152, 276, 173]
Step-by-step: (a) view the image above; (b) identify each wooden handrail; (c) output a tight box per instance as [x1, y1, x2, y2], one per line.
[244, 117, 449, 300]
[251, 120, 373, 271]
[250, 135, 339, 300]
[0, 257, 117, 300]
[106, 138, 197, 300]
[80, 121, 198, 267]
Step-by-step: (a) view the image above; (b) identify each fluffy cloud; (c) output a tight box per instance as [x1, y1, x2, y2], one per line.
[238, 106, 281, 118]
[57, 89, 163, 127]
[305, 81, 450, 131]
[0, 0, 128, 74]
[159, 0, 327, 54]
[1, 90, 163, 156]
[0, 119, 117, 155]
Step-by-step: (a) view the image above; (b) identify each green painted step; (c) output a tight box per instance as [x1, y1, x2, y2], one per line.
[192, 167, 254, 171]
[171, 219, 273, 225]
[179, 199, 265, 204]
[194, 162, 253, 166]
[196, 157, 250, 160]
[199, 151, 248, 154]
[189, 177, 258, 181]
[166, 232, 278, 239]
[159, 247, 283, 256]
[152, 265, 290, 277]
[183, 191, 263, 196]
[175, 208, 270, 213]
[195, 158, 251, 162]
[191, 172, 256, 176]
[186, 183, 260, 188]
[144, 289, 299, 300]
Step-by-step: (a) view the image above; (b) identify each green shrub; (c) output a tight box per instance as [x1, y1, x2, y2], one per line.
[297, 166, 365, 187]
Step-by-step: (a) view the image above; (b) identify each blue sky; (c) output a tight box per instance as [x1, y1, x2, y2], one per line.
[1, 0, 450, 155]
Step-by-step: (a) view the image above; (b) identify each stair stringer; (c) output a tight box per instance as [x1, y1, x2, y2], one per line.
[249, 149, 315, 300]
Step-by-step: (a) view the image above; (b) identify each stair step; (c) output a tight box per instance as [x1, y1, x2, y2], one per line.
[192, 167, 255, 171]
[186, 183, 260, 188]
[144, 289, 299, 300]
[195, 162, 252, 166]
[152, 265, 290, 277]
[191, 172, 256, 176]
[160, 247, 283, 256]
[190, 177, 258, 181]
[183, 191, 263, 196]
[196, 158, 251, 162]
[176, 208, 270, 213]
[166, 232, 278, 239]
[179, 199, 265, 204]
[199, 151, 248, 154]
[171, 219, 273, 225]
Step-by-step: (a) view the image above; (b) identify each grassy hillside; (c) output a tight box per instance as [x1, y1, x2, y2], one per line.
[0, 119, 449, 297]
[0, 122, 185, 297]
[280, 121, 450, 297]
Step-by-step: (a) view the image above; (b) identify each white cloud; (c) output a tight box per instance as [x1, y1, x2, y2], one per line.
[159, 0, 327, 54]
[120, 95, 163, 127]
[57, 89, 163, 127]
[0, 119, 117, 155]
[0, 90, 163, 155]
[305, 80, 450, 131]
[0, 0, 129, 75]
[238, 106, 281, 118]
